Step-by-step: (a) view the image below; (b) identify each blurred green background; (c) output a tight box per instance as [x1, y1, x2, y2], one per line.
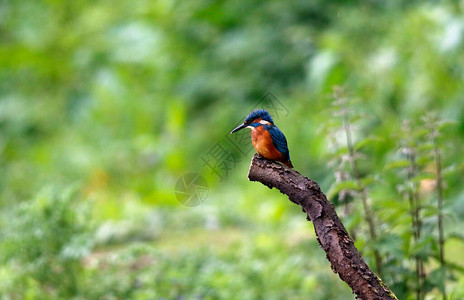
[1, 0, 464, 299]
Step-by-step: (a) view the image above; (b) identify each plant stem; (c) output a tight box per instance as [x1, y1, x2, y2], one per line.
[406, 189, 420, 300]
[406, 150, 424, 300]
[432, 133, 446, 300]
[340, 96, 383, 276]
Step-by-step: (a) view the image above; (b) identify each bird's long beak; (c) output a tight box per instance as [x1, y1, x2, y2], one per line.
[230, 123, 247, 134]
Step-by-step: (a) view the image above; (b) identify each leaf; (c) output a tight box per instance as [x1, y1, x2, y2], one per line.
[426, 267, 446, 293]
[416, 154, 433, 166]
[446, 261, 464, 273]
[411, 172, 435, 182]
[361, 176, 376, 186]
[327, 180, 359, 199]
[417, 143, 434, 152]
[437, 120, 458, 131]
[442, 164, 457, 176]
[333, 146, 349, 156]
[384, 160, 410, 170]
[409, 236, 435, 258]
[377, 233, 405, 257]
[448, 232, 464, 241]
[354, 136, 382, 151]
[415, 128, 429, 138]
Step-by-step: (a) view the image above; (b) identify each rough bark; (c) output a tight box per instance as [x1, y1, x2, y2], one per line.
[248, 154, 397, 300]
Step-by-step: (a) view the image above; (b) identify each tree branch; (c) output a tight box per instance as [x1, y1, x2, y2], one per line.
[248, 154, 397, 300]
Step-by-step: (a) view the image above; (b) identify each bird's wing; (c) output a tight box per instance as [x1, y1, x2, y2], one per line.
[268, 125, 290, 160]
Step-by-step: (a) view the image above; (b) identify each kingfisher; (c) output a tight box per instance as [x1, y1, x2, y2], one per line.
[230, 109, 293, 168]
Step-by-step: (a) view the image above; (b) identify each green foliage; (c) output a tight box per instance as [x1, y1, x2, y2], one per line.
[1, 0, 464, 299]
[0, 187, 93, 298]
[326, 96, 462, 298]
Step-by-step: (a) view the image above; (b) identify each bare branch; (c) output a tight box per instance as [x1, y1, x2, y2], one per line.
[248, 154, 397, 300]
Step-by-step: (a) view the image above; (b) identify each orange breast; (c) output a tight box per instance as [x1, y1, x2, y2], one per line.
[251, 126, 284, 161]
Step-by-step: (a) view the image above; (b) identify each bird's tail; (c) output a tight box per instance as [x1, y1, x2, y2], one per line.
[283, 159, 293, 169]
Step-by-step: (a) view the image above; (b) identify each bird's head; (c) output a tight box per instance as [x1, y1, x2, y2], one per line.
[230, 109, 274, 134]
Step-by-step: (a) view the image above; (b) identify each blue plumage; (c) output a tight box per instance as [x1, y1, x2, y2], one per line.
[244, 109, 274, 124]
[267, 125, 291, 163]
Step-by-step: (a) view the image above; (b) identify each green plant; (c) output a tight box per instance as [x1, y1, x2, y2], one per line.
[327, 87, 384, 275]
[0, 186, 94, 298]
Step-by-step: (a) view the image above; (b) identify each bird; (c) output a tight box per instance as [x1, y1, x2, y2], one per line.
[230, 109, 293, 168]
